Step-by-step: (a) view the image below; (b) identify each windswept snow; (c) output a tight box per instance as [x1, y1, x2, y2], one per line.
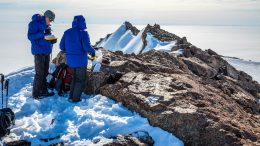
[121, 29, 145, 54]
[97, 24, 135, 52]
[97, 25, 178, 55]
[1, 67, 184, 146]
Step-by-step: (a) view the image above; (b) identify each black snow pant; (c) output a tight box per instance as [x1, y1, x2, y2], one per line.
[32, 54, 50, 97]
[70, 67, 87, 101]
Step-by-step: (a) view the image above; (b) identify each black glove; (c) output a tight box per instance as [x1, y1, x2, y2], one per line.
[45, 26, 52, 35]
[94, 47, 99, 50]
[50, 38, 57, 44]
[91, 53, 96, 58]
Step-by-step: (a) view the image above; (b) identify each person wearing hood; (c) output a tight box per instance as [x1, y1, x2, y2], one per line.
[27, 10, 57, 99]
[60, 15, 95, 102]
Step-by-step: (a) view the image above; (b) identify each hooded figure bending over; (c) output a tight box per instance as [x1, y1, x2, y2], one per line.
[60, 15, 95, 102]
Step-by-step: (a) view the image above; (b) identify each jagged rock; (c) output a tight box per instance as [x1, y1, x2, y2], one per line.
[124, 21, 140, 36]
[52, 51, 66, 65]
[52, 22, 260, 145]
[85, 71, 109, 94]
[98, 50, 260, 146]
[139, 24, 184, 53]
[104, 131, 154, 146]
[182, 57, 218, 78]
[5, 140, 31, 146]
[206, 49, 218, 56]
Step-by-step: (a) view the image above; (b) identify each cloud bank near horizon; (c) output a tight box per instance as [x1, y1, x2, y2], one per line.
[0, 0, 260, 25]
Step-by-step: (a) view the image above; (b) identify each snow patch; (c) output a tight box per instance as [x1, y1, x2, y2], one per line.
[171, 49, 184, 56]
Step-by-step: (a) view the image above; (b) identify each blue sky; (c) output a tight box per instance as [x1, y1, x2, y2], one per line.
[0, 0, 260, 25]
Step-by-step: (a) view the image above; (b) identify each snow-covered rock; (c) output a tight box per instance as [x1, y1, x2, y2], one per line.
[96, 22, 183, 55]
[97, 24, 135, 52]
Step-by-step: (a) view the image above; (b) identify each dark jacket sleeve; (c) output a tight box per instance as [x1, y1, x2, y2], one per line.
[27, 21, 44, 41]
[60, 33, 66, 51]
[82, 31, 95, 56]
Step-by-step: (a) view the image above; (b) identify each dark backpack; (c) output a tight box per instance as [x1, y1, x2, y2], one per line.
[0, 108, 15, 138]
[49, 63, 73, 96]
[0, 76, 15, 138]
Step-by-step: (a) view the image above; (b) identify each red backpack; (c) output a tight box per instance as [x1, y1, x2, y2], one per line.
[49, 63, 73, 96]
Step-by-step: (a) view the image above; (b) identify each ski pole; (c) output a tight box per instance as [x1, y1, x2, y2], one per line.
[5, 79, 9, 108]
[0, 74, 4, 109]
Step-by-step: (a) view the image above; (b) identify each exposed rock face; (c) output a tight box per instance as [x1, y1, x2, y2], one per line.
[124, 21, 140, 36]
[104, 131, 154, 146]
[5, 140, 31, 146]
[52, 51, 66, 65]
[53, 22, 260, 146]
[140, 24, 186, 53]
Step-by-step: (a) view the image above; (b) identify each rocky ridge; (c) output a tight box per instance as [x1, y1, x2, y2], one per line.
[53, 22, 260, 146]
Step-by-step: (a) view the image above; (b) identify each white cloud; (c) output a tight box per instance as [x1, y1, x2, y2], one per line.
[0, 0, 259, 25]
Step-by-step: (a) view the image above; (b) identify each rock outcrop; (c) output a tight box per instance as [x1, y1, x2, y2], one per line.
[124, 21, 140, 36]
[53, 22, 260, 146]
[104, 131, 154, 146]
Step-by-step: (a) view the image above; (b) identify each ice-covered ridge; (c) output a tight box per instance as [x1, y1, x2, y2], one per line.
[97, 23, 178, 55]
[97, 24, 135, 52]
[142, 32, 177, 53]
[1, 67, 183, 146]
[121, 29, 145, 54]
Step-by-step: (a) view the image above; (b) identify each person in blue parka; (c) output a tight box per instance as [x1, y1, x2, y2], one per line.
[60, 15, 95, 102]
[27, 10, 57, 99]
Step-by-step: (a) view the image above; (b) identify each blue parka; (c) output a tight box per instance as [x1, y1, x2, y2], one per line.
[60, 15, 95, 68]
[27, 14, 53, 55]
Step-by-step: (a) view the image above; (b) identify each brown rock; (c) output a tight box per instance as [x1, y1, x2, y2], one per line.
[53, 49, 260, 145]
[5, 140, 31, 146]
[52, 51, 66, 65]
[104, 131, 154, 146]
